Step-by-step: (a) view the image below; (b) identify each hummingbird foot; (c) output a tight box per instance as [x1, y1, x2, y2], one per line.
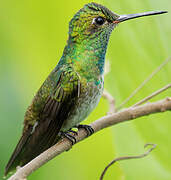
[77, 124, 94, 137]
[60, 131, 77, 145]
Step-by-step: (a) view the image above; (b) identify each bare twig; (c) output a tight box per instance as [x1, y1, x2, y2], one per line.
[133, 84, 171, 107]
[102, 89, 116, 114]
[103, 59, 116, 114]
[99, 143, 156, 180]
[117, 57, 171, 110]
[8, 98, 171, 180]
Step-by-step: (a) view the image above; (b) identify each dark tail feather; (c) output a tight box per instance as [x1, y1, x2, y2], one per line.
[4, 118, 62, 176]
[4, 127, 32, 176]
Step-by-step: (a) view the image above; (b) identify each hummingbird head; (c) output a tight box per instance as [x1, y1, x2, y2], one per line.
[69, 2, 119, 43]
[68, 2, 167, 43]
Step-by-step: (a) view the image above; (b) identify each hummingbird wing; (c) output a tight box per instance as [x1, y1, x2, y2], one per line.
[31, 68, 81, 152]
[5, 66, 81, 175]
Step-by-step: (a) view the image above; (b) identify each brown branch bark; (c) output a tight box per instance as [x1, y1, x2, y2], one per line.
[8, 97, 171, 180]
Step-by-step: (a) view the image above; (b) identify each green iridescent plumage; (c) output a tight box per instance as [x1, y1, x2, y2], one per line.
[5, 3, 116, 175]
[5, 2, 167, 176]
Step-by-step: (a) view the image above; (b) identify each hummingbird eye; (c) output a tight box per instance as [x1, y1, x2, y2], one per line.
[93, 16, 105, 26]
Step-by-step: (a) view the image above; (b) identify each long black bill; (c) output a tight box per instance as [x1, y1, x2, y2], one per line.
[114, 11, 168, 23]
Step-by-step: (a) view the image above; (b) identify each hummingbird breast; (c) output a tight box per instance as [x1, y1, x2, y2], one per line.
[61, 75, 104, 131]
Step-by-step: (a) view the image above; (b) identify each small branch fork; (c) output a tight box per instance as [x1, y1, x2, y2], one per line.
[132, 84, 171, 107]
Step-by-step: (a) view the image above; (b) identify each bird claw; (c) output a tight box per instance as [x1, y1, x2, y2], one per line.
[60, 125, 94, 145]
[77, 124, 94, 137]
[60, 131, 77, 145]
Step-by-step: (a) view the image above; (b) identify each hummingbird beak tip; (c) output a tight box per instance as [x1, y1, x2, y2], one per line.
[113, 10, 168, 24]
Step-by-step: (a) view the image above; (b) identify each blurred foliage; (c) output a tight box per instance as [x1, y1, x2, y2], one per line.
[0, 0, 170, 179]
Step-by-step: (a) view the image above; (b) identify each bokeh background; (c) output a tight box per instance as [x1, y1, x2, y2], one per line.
[0, 0, 171, 179]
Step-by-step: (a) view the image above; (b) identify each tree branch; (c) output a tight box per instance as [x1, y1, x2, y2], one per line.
[8, 97, 171, 180]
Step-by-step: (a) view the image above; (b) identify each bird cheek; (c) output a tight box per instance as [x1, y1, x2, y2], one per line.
[85, 24, 97, 35]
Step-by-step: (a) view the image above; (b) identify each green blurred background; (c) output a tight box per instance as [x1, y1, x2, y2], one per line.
[0, 0, 171, 179]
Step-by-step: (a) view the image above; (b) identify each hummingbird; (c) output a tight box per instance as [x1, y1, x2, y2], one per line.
[5, 2, 167, 176]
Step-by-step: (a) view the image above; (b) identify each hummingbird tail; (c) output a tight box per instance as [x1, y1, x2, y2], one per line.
[4, 126, 32, 176]
[5, 117, 62, 176]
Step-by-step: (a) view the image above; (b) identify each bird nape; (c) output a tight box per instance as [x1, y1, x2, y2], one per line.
[4, 2, 167, 177]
